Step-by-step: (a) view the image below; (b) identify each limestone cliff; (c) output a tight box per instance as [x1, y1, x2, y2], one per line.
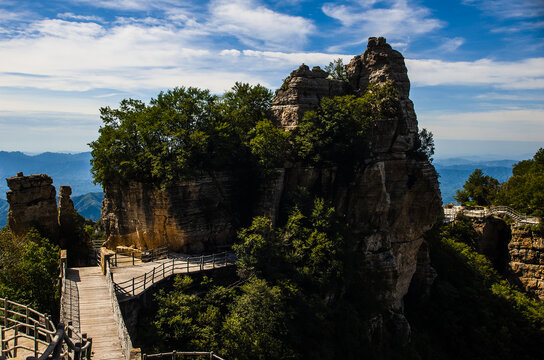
[509, 227, 544, 300]
[6, 172, 59, 240]
[101, 37, 442, 314]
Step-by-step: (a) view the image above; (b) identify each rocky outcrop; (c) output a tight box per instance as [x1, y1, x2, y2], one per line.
[101, 37, 442, 313]
[101, 173, 251, 252]
[509, 227, 544, 300]
[6, 172, 59, 240]
[271, 64, 346, 130]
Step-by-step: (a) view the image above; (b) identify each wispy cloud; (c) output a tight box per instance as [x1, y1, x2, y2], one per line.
[406, 57, 544, 89]
[57, 12, 103, 22]
[71, 0, 192, 11]
[463, 0, 544, 19]
[322, 0, 443, 50]
[208, 0, 315, 50]
[419, 109, 544, 141]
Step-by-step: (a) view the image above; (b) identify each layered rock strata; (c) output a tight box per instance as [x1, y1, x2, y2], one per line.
[509, 227, 544, 300]
[6, 173, 59, 240]
[271, 64, 346, 130]
[101, 173, 250, 252]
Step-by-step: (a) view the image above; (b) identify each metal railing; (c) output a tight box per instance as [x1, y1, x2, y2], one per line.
[59, 253, 92, 360]
[0, 297, 63, 359]
[142, 351, 226, 360]
[113, 252, 236, 301]
[109, 246, 169, 267]
[443, 205, 540, 225]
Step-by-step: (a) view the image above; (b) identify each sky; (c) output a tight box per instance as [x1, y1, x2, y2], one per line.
[0, 0, 543, 158]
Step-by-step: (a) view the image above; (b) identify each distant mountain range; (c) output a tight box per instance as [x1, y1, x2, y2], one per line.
[0, 151, 101, 198]
[434, 158, 515, 204]
[0, 151, 521, 228]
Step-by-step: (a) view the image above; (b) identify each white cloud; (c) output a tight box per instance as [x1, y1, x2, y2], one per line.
[437, 37, 465, 53]
[463, 0, 544, 19]
[406, 57, 544, 89]
[208, 0, 315, 50]
[72, 0, 191, 11]
[57, 12, 103, 22]
[419, 109, 544, 141]
[322, 0, 443, 45]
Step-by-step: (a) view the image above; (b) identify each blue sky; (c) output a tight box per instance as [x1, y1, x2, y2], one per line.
[0, 0, 542, 157]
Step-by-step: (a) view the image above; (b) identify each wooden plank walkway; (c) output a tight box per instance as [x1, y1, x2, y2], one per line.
[67, 267, 125, 360]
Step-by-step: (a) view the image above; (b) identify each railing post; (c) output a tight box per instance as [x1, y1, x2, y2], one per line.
[213, 254, 215, 269]
[33, 322, 38, 357]
[172, 350, 176, 359]
[3, 298, 7, 328]
[187, 258, 189, 272]
[152, 267, 155, 283]
[163, 262, 165, 278]
[200, 255, 203, 271]
[115, 252, 118, 267]
[172, 258, 175, 275]
[0, 326, 4, 353]
[13, 325, 18, 357]
[25, 305, 29, 335]
[132, 278, 135, 296]
[144, 273, 147, 291]
[132, 252, 135, 266]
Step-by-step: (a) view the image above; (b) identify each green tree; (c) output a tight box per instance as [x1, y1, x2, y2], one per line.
[494, 148, 544, 216]
[415, 128, 435, 162]
[222, 278, 294, 360]
[294, 83, 399, 168]
[0, 227, 60, 315]
[454, 169, 499, 206]
[324, 58, 348, 82]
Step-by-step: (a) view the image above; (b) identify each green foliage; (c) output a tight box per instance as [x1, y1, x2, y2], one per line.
[324, 58, 348, 82]
[0, 227, 60, 315]
[454, 168, 499, 206]
[405, 221, 544, 360]
[249, 120, 290, 169]
[90, 83, 276, 187]
[415, 128, 435, 163]
[294, 83, 399, 168]
[222, 278, 294, 360]
[494, 148, 544, 216]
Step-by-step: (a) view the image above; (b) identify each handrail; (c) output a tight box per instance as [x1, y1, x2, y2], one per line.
[1, 296, 59, 359]
[112, 252, 236, 301]
[443, 205, 540, 225]
[59, 253, 92, 360]
[109, 246, 169, 267]
[142, 350, 226, 360]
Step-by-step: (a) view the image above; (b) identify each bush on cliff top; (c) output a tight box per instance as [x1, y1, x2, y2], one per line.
[90, 82, 401, 187]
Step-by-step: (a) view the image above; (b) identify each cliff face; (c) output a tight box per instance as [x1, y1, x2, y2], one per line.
[101, 172, 251, 252]
[101, 37, 442, 311]
[6, 173, 59, 240]
[509, 227, 544, 300]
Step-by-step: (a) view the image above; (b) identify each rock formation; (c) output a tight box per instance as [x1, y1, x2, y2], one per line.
[6, 174, 91, 264]
[101, 172, 251, 252]
[271, 64, 346, 130]
[101, 37, 442, 316]
[6, 172, 59, 240]
[509, 227, 544, 300]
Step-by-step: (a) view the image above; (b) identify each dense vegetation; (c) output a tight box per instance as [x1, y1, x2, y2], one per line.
[90, 82, 402, 188]
[0, 227, 60, 316]
[138, 198, 396, 359]
[406, 216, 544, 360]
[454, 148, 544, 217]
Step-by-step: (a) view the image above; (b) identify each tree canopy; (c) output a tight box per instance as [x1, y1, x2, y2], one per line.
[454, 168, 499, 206]
[494, 148, 544, 216]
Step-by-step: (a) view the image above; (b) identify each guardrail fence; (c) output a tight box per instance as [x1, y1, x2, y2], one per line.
[113, 252, 235, 301]
[109, 246, 169, 267]
[142, 351, 226, 360]
[443, 205, 540, 225]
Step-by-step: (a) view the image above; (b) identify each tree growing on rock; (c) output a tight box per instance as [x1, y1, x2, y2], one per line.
[454, 169, 499, 206]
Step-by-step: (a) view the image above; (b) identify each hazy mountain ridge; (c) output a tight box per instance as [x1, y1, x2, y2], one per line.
[0, 151, 101, 199]
[435, 158, 515, 204]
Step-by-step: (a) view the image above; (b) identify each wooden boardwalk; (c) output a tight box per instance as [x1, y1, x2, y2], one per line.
[67, 267, 125, 360]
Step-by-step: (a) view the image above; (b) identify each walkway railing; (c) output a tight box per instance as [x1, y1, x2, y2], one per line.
[113, 252, 236, 301]
[109, 246, 169, 267]
[0, 297, 64, 359]
[443, 205, 540, 225]
[142, 351, 226, 360]
[59, 252, 93, 360]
